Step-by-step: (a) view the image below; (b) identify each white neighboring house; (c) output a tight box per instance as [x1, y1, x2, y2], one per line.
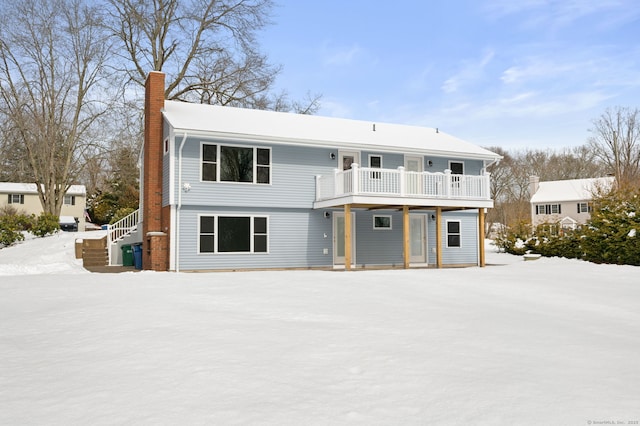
[529, 176, 615, 229]
[0, 183, 87, 231]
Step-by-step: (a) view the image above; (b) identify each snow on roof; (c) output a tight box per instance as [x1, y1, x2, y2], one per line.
[530, 177, 614, 203]
[0, 183, 86, 195]
[162, 101, 501, 161]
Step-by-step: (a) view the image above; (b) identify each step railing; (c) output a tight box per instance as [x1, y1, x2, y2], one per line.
[106, 209, 140, 264]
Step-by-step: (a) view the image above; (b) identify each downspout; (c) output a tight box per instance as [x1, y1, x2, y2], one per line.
[176, 133, 188, 273]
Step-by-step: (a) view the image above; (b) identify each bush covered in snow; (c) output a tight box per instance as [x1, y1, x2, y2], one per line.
[0, 210, 60, 248]
[581, 188, 640, 266]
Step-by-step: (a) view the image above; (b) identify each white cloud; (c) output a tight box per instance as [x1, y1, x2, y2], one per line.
[322, 43, 364, 67]
[441, 49, 495, 94]
[483, 0, 632, 28]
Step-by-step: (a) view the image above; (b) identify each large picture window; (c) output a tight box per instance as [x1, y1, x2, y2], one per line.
[199, 215, 268, 254]
[446, 220, 461, 248]
[201, 143, 270, 184]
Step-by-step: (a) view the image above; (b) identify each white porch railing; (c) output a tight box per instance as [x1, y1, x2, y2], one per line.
[106, 209, 140, 263]
[315, 164, 491, 201]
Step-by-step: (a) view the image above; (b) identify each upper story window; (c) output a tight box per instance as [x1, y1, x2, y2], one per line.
[369, 155, 382, 179]
[536, 204, 562, 215]
[449, 161, 464, 174]
[577, 202, 592, 213]
[64, 195, 76, 206]
[201, 143, 271, 184]
[8, 194, 24, 204]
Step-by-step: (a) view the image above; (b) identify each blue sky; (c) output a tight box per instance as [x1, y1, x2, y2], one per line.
[260, 0, 640, 150]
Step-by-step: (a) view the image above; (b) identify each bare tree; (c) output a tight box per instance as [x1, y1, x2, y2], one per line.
[106, 0, 286, 106]
[0, 0, 113, 216]
[588, 106, 640, 188]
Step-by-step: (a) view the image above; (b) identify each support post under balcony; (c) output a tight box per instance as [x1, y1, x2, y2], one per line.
[436, 207, 442, 268]
[344, 204, 352, 271]
[403, 206, 410, 269]
[479, 208, 486, 267]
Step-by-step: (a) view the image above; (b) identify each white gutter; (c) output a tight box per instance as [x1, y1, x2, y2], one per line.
[175, 133, 188, 273]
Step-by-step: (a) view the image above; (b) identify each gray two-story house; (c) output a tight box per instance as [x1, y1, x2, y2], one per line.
[136, 72, 501, 271]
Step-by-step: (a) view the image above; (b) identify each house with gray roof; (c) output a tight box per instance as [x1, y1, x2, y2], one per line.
[122, 72, 502, 271]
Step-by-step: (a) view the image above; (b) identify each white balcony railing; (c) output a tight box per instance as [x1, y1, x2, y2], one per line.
[315, 164, 491, 202]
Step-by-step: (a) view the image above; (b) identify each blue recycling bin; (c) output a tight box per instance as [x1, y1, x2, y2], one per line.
[132, 243, 142, 270]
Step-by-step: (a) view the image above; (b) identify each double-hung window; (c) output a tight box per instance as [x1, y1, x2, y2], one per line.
[8, 194, 24, 204]
[199, 215, 269, 254]
[536, 204, 562, 215]
[64, 195, 75, 206]
[446, 220, 461, 248]
[201, 143, 271, 184]
[577, 202, 592, 213]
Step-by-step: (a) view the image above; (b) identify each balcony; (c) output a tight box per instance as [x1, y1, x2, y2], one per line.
[314, 164, 493, 209]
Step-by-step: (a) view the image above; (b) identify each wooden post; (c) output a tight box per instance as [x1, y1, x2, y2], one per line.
[344, 204, 352, 271]
[479, 208, 486, 267]
[403, 205, 410, 269]
[435, 207, 442, 268]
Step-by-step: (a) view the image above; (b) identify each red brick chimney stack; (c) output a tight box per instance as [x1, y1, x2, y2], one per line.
[142, 72, 169, 271]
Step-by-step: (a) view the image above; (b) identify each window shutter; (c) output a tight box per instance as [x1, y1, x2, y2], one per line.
[577, 203, 580, 213]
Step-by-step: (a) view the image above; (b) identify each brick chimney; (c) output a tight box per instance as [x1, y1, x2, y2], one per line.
[142, 71, 169, 271]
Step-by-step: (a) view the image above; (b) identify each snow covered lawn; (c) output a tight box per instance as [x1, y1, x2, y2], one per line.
[1, 232, 639, 425]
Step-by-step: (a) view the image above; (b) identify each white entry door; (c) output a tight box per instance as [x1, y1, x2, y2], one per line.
[405, 155, 423, 195]
[410, 215, 427, 263]
[333, 212, 356, 266]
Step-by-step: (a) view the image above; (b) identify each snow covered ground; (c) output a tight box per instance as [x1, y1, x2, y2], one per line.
[1, 232, 638, 425]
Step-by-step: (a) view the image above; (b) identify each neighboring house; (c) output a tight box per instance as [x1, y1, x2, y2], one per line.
[0, 183, 87, 231]
[529, 176, 614, 229]
[134, 71, 501, 271]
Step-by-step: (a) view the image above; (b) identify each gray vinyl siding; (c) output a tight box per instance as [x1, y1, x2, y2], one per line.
[361, 152, 404, 169]
[427, 210, 479, 265]
[353, 210, 404, 266]
[176, 206, 333, 270]
[426, 157, 484, 175]
[173, 135, 337, 209]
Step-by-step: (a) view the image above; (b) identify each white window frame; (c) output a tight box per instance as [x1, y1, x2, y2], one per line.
[373, 215, 392, 230]
[8, 194, 24, 204]
[64, 195, 75, 206]
[197, 214, 269, 254]
[200, 142, 272, 185]
[448, 161, 464, 174]
[578, 202, 591, 213]
[446, 220, 461, 248]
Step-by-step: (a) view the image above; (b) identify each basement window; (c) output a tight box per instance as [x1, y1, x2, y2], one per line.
[446, 220, 461, 248]
[199, 215, 269, 254]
